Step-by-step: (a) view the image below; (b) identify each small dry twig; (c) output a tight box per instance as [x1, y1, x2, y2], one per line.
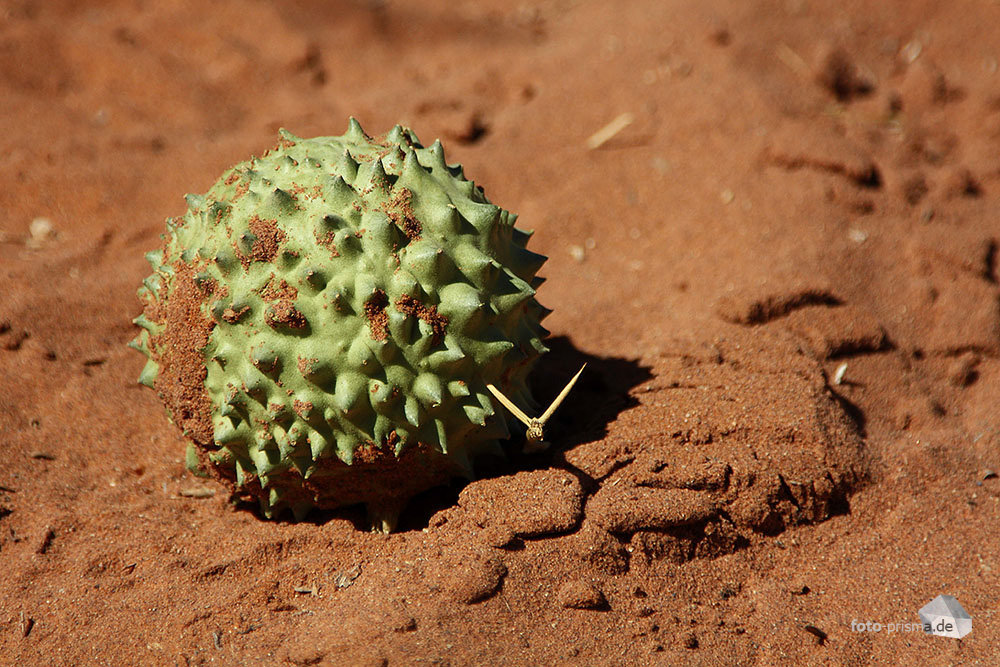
[586, 114, 634, 149]
[20, 612, 34, 638]
[335, 564, 362, 590]
[803, 623, 828, 646]
[178, 487, 215, 498]
[35, 526, 54, 555]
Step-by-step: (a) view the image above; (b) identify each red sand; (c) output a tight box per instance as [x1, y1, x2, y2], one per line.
[1, 0, 998, 664]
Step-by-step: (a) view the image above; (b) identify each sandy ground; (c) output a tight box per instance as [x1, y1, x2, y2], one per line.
[1, 0, 999, 664]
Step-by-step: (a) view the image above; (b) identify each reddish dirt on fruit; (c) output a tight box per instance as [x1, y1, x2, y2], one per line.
[364, 289, 390, 341]
[246, 217, 286, 262]
[395, 294, 448, 345]
[381, 187, 422, 240]
[1, 1, 999, 665]
[148, 261, 217, 448]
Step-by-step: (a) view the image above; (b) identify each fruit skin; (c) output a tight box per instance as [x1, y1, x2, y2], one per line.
[130, 119, 549, 526]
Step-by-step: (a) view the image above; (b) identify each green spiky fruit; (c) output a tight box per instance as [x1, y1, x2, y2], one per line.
[130, 119, 549, 527]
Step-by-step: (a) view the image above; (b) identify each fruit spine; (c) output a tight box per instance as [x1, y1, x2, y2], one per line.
[130, 119, 549, 528]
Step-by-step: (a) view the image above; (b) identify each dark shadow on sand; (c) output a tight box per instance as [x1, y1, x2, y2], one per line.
[394, 336, 652, 531]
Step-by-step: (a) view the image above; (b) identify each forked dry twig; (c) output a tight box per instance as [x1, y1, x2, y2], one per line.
[486, 364, 587, 450]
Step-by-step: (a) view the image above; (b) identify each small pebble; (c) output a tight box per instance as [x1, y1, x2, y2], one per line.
[558, 579, 606, 610]
[441, 550, 506, 604]
[26, 217, 55, 248]
[947, 352, 979, 387]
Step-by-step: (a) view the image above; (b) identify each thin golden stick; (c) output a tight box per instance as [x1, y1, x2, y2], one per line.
[486, 383, 533, 427]
[539, 363, 587, 425]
